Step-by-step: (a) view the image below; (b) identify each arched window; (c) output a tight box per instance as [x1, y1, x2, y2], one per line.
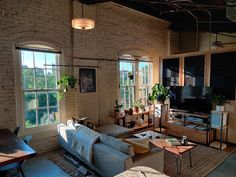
[15, 43, 61, 131]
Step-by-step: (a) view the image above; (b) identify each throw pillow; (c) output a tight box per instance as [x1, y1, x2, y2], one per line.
[123, 138, 150, 154]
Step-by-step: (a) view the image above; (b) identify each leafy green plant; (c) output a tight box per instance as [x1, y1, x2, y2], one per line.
[134, 99, 145, 110]
[114, 99, 123, 112]
[212, 95, 228, 106]
[57, 75, 77, 99]
[150, 83, 170, 104]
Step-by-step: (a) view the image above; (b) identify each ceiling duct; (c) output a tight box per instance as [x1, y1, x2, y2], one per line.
[226, 0, 236, 22]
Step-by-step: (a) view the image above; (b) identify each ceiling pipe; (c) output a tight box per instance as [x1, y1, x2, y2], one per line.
[186, 10, 199, 51]
[201, 9, 212, 50]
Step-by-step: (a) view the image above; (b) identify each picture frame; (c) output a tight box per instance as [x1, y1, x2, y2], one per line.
[79, 68, 96, 93]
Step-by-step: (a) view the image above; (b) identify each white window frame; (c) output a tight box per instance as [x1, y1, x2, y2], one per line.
[119, 61, 135, 109]
[14, 44, 63, 134]
[119, 58, 152, 109]
[139, 62, 152, 107]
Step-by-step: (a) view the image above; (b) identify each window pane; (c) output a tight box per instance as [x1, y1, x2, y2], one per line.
[22, 68, 35, 89]
[24, 92, 36, 110]
[37, 92, 47, 108]
[35, 68, 46, 89]
[49, 107, 58, 122]
[25, 109, 36, 128]
[34, 52, 45, 68]
[46, 53, 57, 69]
[46, 69, 57, 89]
[48, 92, 57, 107]
[22, 51, 34, 68]
[38, 108, 48, 125]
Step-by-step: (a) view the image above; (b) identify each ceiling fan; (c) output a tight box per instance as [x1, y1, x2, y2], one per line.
[212, 33, 236, 48]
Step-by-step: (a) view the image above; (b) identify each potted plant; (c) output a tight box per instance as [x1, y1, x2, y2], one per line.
[212, 95, 229, 111]
[114, 99, 123, 117]
[150, 83, 170, 104]
[134, 99, 144, 113]
[128, 72, 134, 80]
[57, 75, 77, 99]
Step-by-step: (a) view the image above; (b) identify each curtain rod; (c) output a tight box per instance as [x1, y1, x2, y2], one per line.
[44, 64, 100, 68]
[73, 57, 153, 63]
[15, 46, 61, 54]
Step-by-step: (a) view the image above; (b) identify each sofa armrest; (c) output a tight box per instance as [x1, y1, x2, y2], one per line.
[132, 148, 164, 172]
[93, 143, 133, 177]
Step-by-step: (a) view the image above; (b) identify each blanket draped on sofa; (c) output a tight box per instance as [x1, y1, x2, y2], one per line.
[71, 125, 100, 163]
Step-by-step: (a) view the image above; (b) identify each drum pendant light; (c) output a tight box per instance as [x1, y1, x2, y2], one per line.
[72, 3, 95, 30]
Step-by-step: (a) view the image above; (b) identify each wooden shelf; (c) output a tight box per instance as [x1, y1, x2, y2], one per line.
[153, 127, 166, 133]
[210, 141, 227, 150]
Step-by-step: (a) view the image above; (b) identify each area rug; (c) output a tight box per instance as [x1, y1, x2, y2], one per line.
[49, 146, 233, 177]
[49, 150, 78, 177]
[164, 145, 234, 177]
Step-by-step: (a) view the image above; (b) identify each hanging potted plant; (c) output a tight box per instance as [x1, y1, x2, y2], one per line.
[128, 72, 134, 80]
[212, 95, 229, 112]
[114, 99, 123, 118]
[57, 75, 77, 99]
[150, 83, 170, 104]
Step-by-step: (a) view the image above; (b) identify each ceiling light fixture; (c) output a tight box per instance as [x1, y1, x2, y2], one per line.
[72, 3, 95, 30]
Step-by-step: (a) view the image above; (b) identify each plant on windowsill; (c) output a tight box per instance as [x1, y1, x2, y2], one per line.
[114, 99, 123, 118]
[57, 75, 77, 99]
[150, 83, 170, 104]
[134, 99, 145, 113]
[212, 94, 229, 112]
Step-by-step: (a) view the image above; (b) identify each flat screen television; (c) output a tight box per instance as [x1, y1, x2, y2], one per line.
[169, 86, 212, 113]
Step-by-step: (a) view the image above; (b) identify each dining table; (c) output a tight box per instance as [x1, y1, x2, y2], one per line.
[0, 129, 36, 166]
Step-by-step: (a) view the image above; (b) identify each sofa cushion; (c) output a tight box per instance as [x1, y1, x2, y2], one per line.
[100, 134, 135, 157]
[123, 138, 150, 155]
[96, 124, 131, 138]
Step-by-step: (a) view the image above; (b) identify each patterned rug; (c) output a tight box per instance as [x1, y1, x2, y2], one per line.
[49, 146, 233, 177]
[164, 145, 234, 177]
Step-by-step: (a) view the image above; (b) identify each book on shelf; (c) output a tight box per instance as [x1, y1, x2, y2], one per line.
[165, 138, 181, 146]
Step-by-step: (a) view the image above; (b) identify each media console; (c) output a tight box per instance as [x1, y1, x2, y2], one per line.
[159, 109, 213, 145]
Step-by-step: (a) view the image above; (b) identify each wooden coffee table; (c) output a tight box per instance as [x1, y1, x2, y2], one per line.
[134, 131, 197, 174]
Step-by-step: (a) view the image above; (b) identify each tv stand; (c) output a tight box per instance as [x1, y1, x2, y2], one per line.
[159, 109, 213, 145]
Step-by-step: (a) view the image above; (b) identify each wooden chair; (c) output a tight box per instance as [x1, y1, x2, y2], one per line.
[0, 135, 32, 177]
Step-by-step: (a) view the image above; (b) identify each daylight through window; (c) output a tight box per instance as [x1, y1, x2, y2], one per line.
[20, 50, 60, 128]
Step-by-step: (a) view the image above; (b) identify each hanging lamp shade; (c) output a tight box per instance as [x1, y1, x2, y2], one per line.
[72, 18, 95, 30]
[72, 3, 95, 30]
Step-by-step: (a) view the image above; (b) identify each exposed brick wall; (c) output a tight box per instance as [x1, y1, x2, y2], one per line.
[73, 2, 170, 125]
[0, 0, 72, 152]
[0, 0, 170, 152]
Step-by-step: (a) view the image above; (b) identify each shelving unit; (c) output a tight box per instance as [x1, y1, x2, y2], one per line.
[153, 104, 168, 134]
[160, 109, 213, 145]
[210, 111, 229, 150]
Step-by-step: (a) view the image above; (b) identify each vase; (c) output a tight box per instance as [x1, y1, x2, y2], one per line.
[216, 105, 224, 112]
[136, 117, 144, 125]
[134, 107, 139, 113]
[114, 111, 120, 118]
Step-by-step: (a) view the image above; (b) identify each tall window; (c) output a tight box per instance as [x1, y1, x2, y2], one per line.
[139, 62, 151, 107]
[119, 62, 135, 109]
[119, 60, 151, 109]
[20, 50, 59, 128]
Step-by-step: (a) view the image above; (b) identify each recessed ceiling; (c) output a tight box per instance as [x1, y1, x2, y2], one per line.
[81, 0, 236, 32]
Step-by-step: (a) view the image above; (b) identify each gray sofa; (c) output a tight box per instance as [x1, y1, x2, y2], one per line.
[57, 123, 164, 177]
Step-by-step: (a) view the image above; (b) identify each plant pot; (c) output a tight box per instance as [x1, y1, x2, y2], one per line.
[216, 105, 224, 112]
[134, 107, 139, 113]
[114, 111, 120, 118]
[128, 75, 134, 80]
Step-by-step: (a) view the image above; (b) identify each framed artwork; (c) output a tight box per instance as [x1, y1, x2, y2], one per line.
[79, 68, 96, 93]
